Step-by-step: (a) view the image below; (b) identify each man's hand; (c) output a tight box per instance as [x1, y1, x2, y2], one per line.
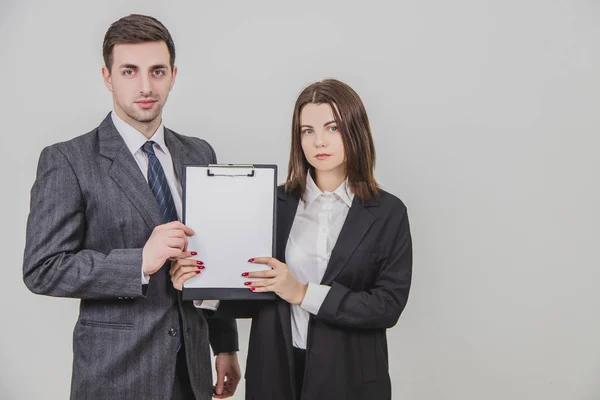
[213, 352, 241, 398]
[142, 221, 195, 276]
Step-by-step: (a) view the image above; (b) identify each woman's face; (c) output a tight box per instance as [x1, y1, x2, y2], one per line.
[300, 103, 346, 177]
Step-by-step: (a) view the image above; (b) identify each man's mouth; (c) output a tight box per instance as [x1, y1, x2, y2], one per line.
[135, 100, 157, 109]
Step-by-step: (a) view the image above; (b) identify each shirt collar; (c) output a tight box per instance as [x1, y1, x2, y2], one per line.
[304, 172, 354, 208]
[111, 110, 167, 156]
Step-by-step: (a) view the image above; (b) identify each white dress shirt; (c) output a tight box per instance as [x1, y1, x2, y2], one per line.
[111, 112, 217, 310]
[287, 173, 354, 349]
[112, 111, 182, 285]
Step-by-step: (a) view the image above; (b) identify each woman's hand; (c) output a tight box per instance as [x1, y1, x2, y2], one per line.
[243, 257, 308, 305]
[169, 251, 205, 290]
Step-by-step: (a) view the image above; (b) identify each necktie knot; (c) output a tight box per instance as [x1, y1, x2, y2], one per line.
[141, 141, 156, 157]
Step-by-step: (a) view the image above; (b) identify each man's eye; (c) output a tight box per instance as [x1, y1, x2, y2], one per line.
[123, 70, 134, 76]
[154, 70, 165, 76]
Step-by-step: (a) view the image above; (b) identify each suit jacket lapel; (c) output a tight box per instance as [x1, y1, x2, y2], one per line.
[321, 197, 377, 285]
[164, 128, 190, 185]
[98, 114, 162, 230]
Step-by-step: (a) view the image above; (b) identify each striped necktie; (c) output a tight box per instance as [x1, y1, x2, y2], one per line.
[141, 140, 182, 351]
[141, 141, 179, 223]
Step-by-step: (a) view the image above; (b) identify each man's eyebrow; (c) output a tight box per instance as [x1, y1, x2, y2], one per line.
[117, 64, 169, 69]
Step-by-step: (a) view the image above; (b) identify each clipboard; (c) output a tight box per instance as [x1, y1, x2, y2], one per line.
[181, 164, 277, 301]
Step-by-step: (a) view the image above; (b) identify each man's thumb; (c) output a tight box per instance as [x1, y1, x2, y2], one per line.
[215, 373, 224, 395]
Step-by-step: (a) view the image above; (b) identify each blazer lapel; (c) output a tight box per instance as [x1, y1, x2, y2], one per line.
[98, 114, 162, 230]
[276, 188, 299, 263]
[321, 197, 377, 285]
[275, 188, 300, 377]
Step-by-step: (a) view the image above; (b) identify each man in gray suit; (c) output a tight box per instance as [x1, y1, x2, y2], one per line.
[23, 14, 240, 400]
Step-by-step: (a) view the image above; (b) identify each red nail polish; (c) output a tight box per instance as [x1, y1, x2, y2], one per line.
[191, 252, 197, 256]
[244, 282, 252, 286]
[196, 271, 200, 274]
[198, 266, 205, 270]
[196, 261, 204, 265]
[248, 258, 254, 262]
[241, 272, 249, 277]
[250, 287, 255, 291]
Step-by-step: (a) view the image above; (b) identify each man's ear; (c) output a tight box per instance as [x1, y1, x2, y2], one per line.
[102, 66, 113, 92]
[169, 65, 178, 91]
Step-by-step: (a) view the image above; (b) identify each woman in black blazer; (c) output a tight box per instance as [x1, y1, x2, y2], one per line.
[171, 79, 412, 400]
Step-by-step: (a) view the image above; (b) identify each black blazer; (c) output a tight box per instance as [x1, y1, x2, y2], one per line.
[220, 185, 412, 400]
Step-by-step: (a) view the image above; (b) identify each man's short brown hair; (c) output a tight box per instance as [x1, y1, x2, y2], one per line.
[103, 14, 175, 72]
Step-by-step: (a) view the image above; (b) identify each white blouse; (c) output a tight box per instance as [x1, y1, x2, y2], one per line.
[286, 174, 354, 349]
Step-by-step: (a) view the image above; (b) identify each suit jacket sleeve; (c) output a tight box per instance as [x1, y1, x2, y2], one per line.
[23, 146, 145, 299]
[316, 207, 412, 329]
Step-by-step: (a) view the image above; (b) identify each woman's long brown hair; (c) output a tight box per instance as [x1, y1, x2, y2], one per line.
[285, 79, 379, 201]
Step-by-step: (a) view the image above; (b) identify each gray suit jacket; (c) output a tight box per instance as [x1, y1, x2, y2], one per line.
[23, 114, 238, 400]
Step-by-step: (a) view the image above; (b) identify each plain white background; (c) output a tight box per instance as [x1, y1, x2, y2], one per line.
[1, 0, 599, 399]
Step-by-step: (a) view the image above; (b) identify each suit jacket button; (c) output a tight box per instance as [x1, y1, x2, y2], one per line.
[169, 328, 177, 337]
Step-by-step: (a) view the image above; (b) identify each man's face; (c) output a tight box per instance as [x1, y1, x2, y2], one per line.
[102, 41, 177, 127]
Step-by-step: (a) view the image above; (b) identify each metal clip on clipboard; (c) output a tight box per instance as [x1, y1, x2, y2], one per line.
[206, 164, 255, 177]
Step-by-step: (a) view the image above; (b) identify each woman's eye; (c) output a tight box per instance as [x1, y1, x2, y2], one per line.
[329, 126, 338, 132]
[302, 129, 313, 135]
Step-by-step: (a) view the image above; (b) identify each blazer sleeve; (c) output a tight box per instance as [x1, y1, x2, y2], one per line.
[207, 316, 240, 354]
[316, 207, 412, 329]
[23, 146, 146, 299]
